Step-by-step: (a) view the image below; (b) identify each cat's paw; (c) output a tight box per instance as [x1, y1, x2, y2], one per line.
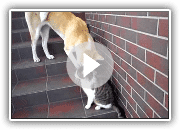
[85, 105, 91, 109]
[95, 106, 101, 110]
[47, 55, 54, 59]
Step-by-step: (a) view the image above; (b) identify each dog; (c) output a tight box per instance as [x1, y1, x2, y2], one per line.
[25, 12, 104, 69]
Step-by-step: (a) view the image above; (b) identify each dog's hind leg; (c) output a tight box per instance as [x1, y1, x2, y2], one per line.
[25, 12, 41, 62]
[40, 25, 54, 60]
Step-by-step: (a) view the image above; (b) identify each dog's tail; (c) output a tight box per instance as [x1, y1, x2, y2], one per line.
[34, 21, 50, 42]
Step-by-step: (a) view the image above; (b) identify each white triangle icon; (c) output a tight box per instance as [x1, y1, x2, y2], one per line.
[83, 53, 100, 77]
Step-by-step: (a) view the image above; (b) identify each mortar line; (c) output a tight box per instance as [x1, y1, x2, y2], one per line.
[91, 25, 168, 60]
[110, 55, 168, 97]
[113, 72, 168, 112]
[157, 18, 160, 36]
[86, 12, 169, 20]
[98, 34, 169, 78]
[87, 18, 168, 40]
[117, 77, 162, 118]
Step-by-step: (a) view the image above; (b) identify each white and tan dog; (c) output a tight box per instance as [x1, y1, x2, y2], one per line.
[25, 12, 103, 68]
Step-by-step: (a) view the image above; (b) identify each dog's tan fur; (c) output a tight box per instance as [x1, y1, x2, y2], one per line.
[25, 12, 103, 67]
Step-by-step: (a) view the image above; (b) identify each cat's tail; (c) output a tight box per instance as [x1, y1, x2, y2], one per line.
[112, 105, 124, 118]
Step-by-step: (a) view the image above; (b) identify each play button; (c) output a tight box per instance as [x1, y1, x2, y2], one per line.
[66, 42, 114, 89]
[83, 53, 100, 77]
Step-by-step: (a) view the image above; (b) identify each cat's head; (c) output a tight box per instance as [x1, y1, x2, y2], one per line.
[75, 66, 97, 89]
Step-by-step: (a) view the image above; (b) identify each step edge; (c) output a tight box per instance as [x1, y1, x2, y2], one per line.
[11, 76, 48, 97]
[46, 84, 78, 92]
[12, 55, 67, 70]
[12, 28, 29, 33]
[12, 38, 64, 49]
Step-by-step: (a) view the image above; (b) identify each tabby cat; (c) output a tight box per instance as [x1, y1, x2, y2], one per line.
[75, 66, 123, 118]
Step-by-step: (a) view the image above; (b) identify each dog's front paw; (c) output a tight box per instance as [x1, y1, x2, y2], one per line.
[47, 55, 54, 59]
[33, 57, 40, 62]
[85, 105, 91, 109]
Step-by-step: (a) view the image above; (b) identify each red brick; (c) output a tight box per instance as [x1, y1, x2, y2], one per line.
[93, 14, 98, 20]
[131, 18, 158, 35]
[121, 60, 136, 80]
[90, 13, 93, 19]
[112, 69, 118, 80]
[131, 18, 138, 30]
[113, 36, 125, 50]
[109, 25, 120, 36]
[146, 51, 168, 75]
[101, 23, 109, 31]
[104, 12, 112, 14]
[114, 62, 126, 80]
[112, 12, 126, 15]
[101, 37, 108, 46]
[104, 32, 112, 42]
[90, 20, 95, 27]
[155, 72, 168, 92]
[145, 92, 168, 118]
[132, 90, 153, 118]
[119, 92, 127, 107]
[122, 88, 136, 110]
[154, 112, 160, 118]
[127, 102, 139, 118]
[158, 19, 168, 37]
[126, 42, 145, 61]
[137, 72, 164, 104]
[108, 42, 117, 54]
[137, 105, 148, 118]
[99, 15, 106, 22]
[113, 53, 121, 64]
[92, 27, 97, 33]
[132, 57, 154, 82]
[117, 47, 131, 64]
[124, 109, 131, 118]
[149, 12, 169, 17]
[120, 28, 137, 43]
[127, 75, 144, 98]
[119, 76, 131, 95]
[112, 74, 121, 89]
[116, 16, 131, 28]
[85, 13, 90, 19]
[106, 15, 116, 24]
[96, 22, 102, 28]
[137, 33, 168, 56]
[98, 29, 104, 36]
[126, 12, 147, 16]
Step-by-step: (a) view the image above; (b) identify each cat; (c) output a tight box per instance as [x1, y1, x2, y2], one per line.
[75, 66, 123, 118]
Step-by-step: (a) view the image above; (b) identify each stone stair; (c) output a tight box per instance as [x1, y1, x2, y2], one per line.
[11, 12, 120, 119]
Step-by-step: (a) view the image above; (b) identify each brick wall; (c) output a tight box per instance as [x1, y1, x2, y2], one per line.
[85, 11, 169, 118]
